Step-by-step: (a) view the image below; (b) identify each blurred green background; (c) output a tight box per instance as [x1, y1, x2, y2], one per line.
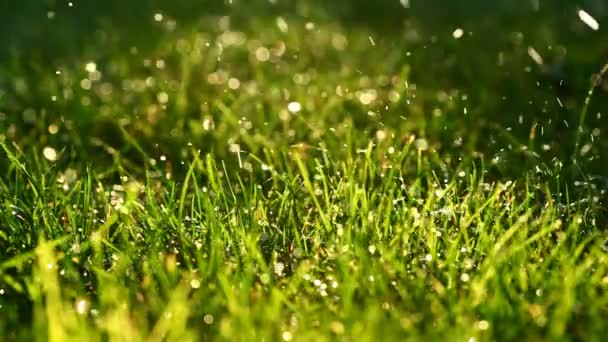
[1, 0, 607, 178]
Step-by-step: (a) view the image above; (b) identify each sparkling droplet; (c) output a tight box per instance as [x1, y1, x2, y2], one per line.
[43, 147, 58, 161]
[578, 9, 599, 31]
[452, 28, 464, 39]
[287, 102, 302, 113]
[85, 62, 97, 73]
[75, 299, 90, 315]
[203, 314, 214, 324]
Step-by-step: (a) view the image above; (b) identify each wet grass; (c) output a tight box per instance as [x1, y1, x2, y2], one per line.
[1, 2, 608, 341]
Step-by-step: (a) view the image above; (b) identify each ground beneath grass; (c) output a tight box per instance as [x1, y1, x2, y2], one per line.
[1, 2, 608, 341]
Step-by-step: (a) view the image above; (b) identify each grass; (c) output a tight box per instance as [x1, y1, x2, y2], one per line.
[1, 2, 608, 341]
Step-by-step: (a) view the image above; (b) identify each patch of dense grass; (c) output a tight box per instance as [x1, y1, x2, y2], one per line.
[1, 2, 607, 340]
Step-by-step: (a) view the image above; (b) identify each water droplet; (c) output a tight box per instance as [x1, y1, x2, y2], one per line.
[48, 124, 59, 134]
[228, 78, 241, 90]
[203, 314, 214, 324]
[276, 17, 289, 33]
[190, 279, 201, 289]
[287, 101, 302, 113]
[85, 62, 97, 73]
[578, 9, 599, 31]
[415, 139, 429, 151]
[75, 299, 90, 315]
[157, 92, 169, 104]
[203, 117, 215, 131]
[255, 47, 270, 62]
[452, 28, 464, 39]
[527, 46, 543, 65]
[476, 320, 490, 330]
[368, 245, 377, 254]
[260, 273, 271, 284]
[282, 331, 293, 341]
[43, 147, 58, 161]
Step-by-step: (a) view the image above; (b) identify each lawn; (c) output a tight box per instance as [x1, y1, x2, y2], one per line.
[1, 1, 607, 341]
